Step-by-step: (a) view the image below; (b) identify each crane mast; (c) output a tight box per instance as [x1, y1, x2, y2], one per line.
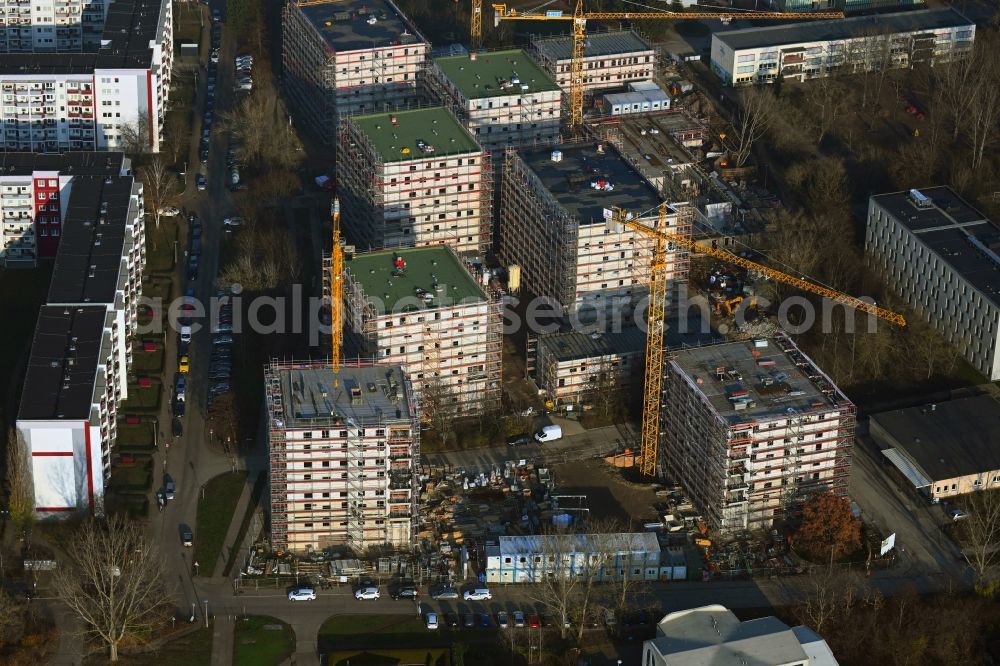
[331, 198, 344, 374]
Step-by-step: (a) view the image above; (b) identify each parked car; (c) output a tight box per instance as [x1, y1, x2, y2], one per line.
[213, 335, 233, 345]
[513, 610, 525, 628]
[534, 424, 562, 442]
[223, 216, 243, 228]
[506, 433, 532, 446]
[950, 508, 968, 521]
[173, 398, 186, 417]
[462, 614, 475, 629]
[431, 585, 459, 601]
[603, 609, 616, 626]
[354, 587, 380, 601]
[463, 588, 492, 601]
[497, 611, 509, 629]
[391, 585, 419, 600]
[288, 588, 316, 602]
[178, 356, 190, 373]
[180, 526, 193, 546]
[444, 613, 459, 628]
[164, 474, 175, 500]
[528, 614, 541, 629]
[158, 206, 180, 217]
[425, 612, 438, 630]
[479, 613, 491, 628]
[171, 417, 183, 438]
[196, 174, 207, 191]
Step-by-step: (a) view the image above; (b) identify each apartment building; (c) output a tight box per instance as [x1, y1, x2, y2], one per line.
[0, 151, 130, 266]
[282, 0, 427, 142]
[485, 533, 661, 584]
[643, 605, 839, 666]
[338, 107, 490, 255]
[531, 30, 656, 96]
[534, 327, 645, 406]
[499, 142, 691, 324]
[774, 0, 922, 14]
[427, 49, 562, 150]
[865, 187, 1000, 381]
[710, 8, 974, 86]
[662, 335, 855, 533]
[343, 246, 502, 415]
[0, 0, 111, 52]
[17, 305, 128, 515]
[0, 0, 173, 152]
[265, 361, 419, 552]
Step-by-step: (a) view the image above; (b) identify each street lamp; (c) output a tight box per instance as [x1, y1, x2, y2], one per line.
[203, 599, 209, 629]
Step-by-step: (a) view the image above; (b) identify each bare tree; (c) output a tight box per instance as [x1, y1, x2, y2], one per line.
[5, 428, 33, 536]
[933, 38, 987, 142]
[419, 377, 458, 448]
[597, 530, 649, 626]
[958, 489, 1000, 585]
[844, 29, 894, 117]
[720, 86, 773, 168]
[966, 60, 1000, 169]
[526, 530, 586, 640]
[53, 515, 170, 662]
[218, 226, 301, 291]
[223, 83, 303, 172]
[118, 111, 152, 159]
[805, 74, 849, 144]
[139, 155, 179, 231]
[795, 568, 865, 635]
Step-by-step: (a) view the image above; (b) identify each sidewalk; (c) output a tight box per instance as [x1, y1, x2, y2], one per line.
[210, 615, 233, 666]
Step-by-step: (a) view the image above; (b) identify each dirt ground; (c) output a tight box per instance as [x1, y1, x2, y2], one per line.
[550, 458, 660, 527]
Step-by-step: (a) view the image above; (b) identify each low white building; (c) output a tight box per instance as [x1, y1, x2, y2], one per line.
[484, 533, 661, 584]
[865, 187, 1000, 381]
[643, 605, 840, 666]
[710, 8, 974, 86]
[600, 80, 671, 117]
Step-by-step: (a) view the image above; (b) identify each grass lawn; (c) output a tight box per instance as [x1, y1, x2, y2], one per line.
[326, 648, 450, 666]
[117, 421, 155, 448]
[0, 264, 53, 432]
[192, 472, 248, 576]
[224, 472, 265, 576]
[317, 615, 453, 654]
[146, 218, 179, 274]
[85, 626, 213, 666]
[175, 4, 203, 45]
[120, 381, 163, 412]
[110, 459, 152, 492]
[233, 616, 295, 666]
[133, 347, 165, 374]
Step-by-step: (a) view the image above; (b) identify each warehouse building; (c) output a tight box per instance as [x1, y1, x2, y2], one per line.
[427, 49, 562, 150]
[338, 107, 491, 255]
[872, 394, 1000, 501]
[865, 187, 1000, 381]
[662, 335, 855, 533]
[282, 0, 427, 142]
[0, 0, 111, 52]
[343, 246, 502, 415]
[0, 152, 132, 266]
[710, 8, 974, 86]
[265, 361, 420, 552]
[17, 305, 128, 515]
[531, 30, 657, 96]
[0, 0, 173, 152]
[499, 142, 691, 324]
[485, 533, 661, 584]
[643, 605, 839, 666]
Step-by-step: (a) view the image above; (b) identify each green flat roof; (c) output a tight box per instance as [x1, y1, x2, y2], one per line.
[346, 246, 486, 315]
[434, 49, 560, 101]
[351, 107, 481, 163]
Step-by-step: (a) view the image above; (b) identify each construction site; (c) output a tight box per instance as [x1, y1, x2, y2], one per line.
[337, 107, 493, 255]
[341, 245, 504, 415]
[264, 360, 421, 553]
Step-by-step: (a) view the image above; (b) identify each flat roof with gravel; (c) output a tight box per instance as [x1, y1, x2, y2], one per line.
[346, 246, 486, 315]
[350, 107, 482, 163]
[434, 49, 560, 100]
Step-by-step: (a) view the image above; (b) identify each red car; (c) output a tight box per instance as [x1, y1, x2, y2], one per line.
[528, 614, 541, 629]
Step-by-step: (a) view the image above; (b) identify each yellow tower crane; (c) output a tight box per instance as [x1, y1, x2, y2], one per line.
[490, 0, 844, 128]
[608, 204, 906, 477]
[330, 197, 344, 374]
[472, 0, 483, 49]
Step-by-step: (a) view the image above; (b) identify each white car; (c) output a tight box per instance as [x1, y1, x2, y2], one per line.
[158, 206, 180, 217]
[223, 216, 244, 227]
[355, 587, 380, 601]
[463, 588, 492, 601]
[288, 588, 316, 602]
[949, 508, 968, 521]
[425, 612, 439, 630]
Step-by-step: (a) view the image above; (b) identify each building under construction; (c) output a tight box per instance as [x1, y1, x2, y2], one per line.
[662, 334, 855, 534]
[531, 30, 657, 97]
[282, 0, 428, 142]
[265, 360, 420, 553]
[343, 245, 502, 415]
[426, 48, 562, 150]
[499, 142, 691, 325]
[338, 107, 491, 255]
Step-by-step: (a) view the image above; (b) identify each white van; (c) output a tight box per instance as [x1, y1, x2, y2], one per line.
[534, 424, 562, 443]
[180, 326, 192, 344]
[463, 587, 492, 601]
